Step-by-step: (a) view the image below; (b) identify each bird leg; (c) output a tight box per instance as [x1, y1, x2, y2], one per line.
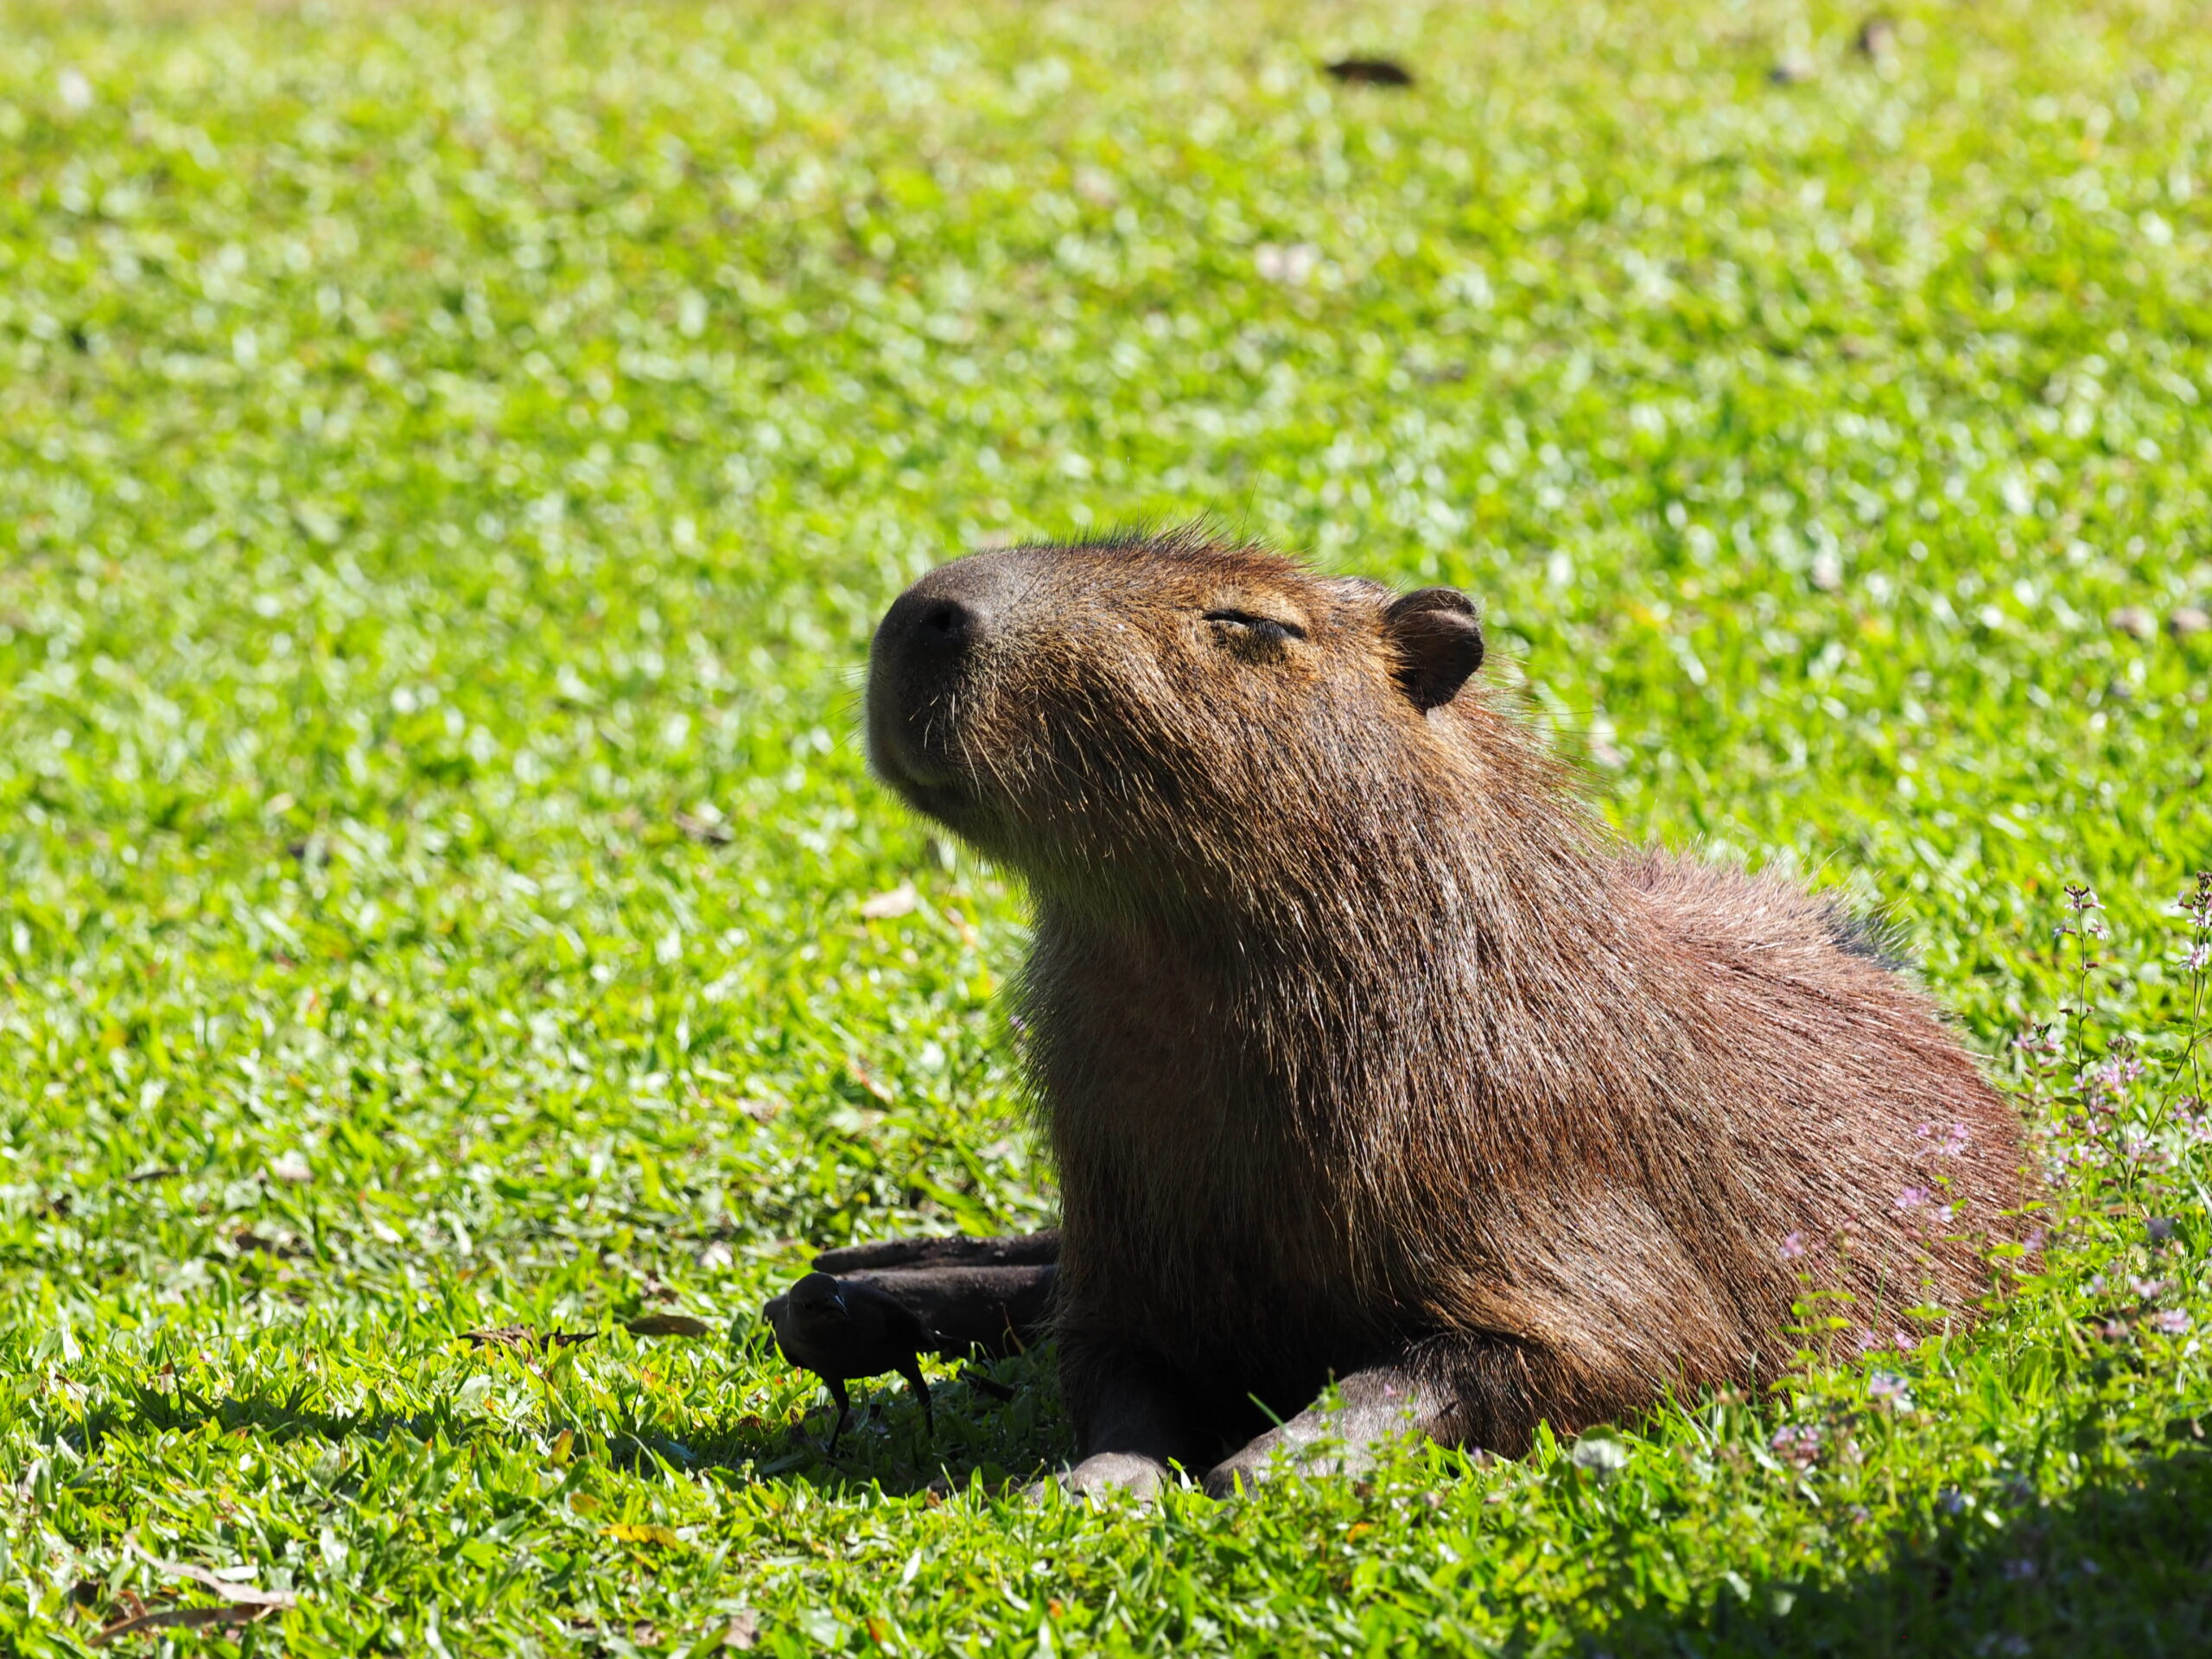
[893, 1354, 935, 1439]
[823, 1376, 853, 1455]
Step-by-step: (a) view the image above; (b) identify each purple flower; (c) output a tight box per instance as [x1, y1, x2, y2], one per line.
[1779, 1230, 1808, 1262]
[1770, 1423, 1822, 1469]
[1895, 1185, 1932, 1211]
[2151, 1309, 2193, 1336]
[1915, 1121, 1973, 1156]
[1867, 1371, 1914, 1411]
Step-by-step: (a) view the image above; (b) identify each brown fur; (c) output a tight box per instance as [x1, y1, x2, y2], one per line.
[866, 530, 2031, 1465]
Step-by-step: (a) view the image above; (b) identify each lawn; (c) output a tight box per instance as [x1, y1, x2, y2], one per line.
[2, 0, 2209, 1651]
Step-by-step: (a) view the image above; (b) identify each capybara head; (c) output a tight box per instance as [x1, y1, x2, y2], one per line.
[866, 531, 1497, 909]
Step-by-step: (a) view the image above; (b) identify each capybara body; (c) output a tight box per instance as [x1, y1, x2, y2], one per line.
[866, 530, 2028, 1477]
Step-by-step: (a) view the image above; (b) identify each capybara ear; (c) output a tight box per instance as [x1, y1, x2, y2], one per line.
[1383, 588, 1485, 710]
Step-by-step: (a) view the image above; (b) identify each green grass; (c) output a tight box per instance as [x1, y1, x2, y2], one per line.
[2, 0, 2210, 1651]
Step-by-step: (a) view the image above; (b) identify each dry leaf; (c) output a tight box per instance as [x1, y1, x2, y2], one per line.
[92, 1605, 270, 1645]
[676, 809, 733, 846]
[1324, 57, 1414, 86]
[722, 1611, 760, 1649]
[626, 1313, 712, 1338]
[143, 1560, 297, 1608]
[2110, 606, 2158, 641]
[1854, 16, 1897, 59]
[860, 883, 918, 920]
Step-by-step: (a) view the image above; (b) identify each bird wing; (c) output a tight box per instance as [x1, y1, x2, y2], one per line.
[844, 1280, 933, 1351]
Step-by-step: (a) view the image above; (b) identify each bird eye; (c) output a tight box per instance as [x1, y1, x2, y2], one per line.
[1205, 609, 1305, 644]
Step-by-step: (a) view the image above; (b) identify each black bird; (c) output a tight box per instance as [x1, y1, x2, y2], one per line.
[763, 1272, 933, 1452]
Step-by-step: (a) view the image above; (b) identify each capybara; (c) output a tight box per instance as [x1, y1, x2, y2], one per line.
[858, 529, 2030, 1497]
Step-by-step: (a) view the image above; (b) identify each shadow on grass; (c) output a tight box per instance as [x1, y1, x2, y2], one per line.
[1589, 1445, 2212, 1658]
[609, 1349, 1070, 1497]
[96, 1349, 1066, 1501]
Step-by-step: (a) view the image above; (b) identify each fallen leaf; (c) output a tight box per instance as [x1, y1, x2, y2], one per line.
[848, 1064, 897, 1104]
[626, 1313, 712, 1338]
[269, 1150, 313, 1184]
[860, 883, 918, 920]
[92, 1605, 271, 1645]
[722, 1610, 760, 1649]
[1323, 57, 1413, 86]
[675, 809, 733, 846]
[2110, 605, 2158, 640]
[142, 1560, 297, 1608]
[1854, 16, 1897, 59]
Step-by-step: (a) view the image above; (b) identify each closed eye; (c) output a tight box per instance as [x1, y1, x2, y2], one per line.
[1205, 609, 1306, 643]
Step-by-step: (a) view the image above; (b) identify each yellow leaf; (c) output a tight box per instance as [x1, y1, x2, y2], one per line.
[605, 1523, 681, 1547]
[568, 1493, 600, 1516]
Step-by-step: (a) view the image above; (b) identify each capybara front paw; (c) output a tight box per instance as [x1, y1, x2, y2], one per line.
[1048, 1451, 1169, 1503]
[1202, 1448, 1270, 1500]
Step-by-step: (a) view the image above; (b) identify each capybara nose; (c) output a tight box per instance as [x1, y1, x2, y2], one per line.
[868, 554, 1018, 789]
[911, 596, 976, 661]
[873, 555, 1017, 683]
